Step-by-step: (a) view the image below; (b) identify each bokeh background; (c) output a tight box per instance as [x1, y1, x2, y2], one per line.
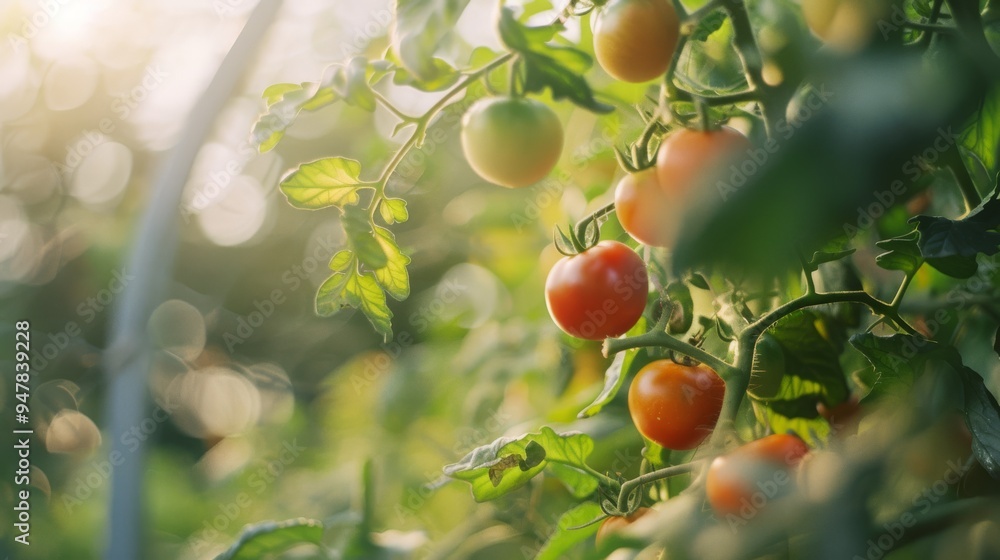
[0, 0, 645, 558]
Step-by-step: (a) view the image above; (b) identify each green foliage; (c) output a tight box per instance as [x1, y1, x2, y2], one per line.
[534, 502, 603, 560]
[213, 519, 324, 560]
[443, 427, 599, 501]
[391, 0, 472, 82]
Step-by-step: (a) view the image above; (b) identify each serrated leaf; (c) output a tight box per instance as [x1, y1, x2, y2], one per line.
[329, 250, 354, 272]
[379, 49, 461, 92]
[875, 230, 924, 274]
[497, 8, 613, 114]
[534, 502, 603, 560]
[578, 317, 648, 418]
[391, 0, 471, 82]
[316, 267, 393, 341]
[443, 427, 596, 502]
[343, 206, 389, 270]
[957, 366, 1000, 478]
[379, 197, 409, 224]
[214, 518, 323, 560]
[849, 333, 942, 402]
[962, 87, 1000, 174]
[371, 226, 410, 300]
[280, 157, 370, 210]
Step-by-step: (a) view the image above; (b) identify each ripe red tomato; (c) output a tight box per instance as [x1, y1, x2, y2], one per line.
[596, 507, 652, 546]
[593, 0, 680, 83]
[613, 169, 675, 247]
[627, 360, 725, 450]
[655, 127, 750, 205]
[544, 241, 648, 340]
[460, 96, 563, 188]
[706, 433, 810, 518]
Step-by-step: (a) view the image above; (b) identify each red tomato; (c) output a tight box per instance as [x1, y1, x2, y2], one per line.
[545, 241, 648, 340]
[706, 433, 810, 517]
[627, 360, 725, 450]
[596, 507, 652, 546]
[655, 127, 751, 205]
[614, 168, 675, 247]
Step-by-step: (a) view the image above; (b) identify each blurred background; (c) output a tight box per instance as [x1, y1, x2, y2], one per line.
[0, 0, 642, 558]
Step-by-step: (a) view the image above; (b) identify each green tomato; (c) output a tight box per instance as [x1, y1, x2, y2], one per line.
[594, 0, 680, 83]
[460, 97, 563, 189]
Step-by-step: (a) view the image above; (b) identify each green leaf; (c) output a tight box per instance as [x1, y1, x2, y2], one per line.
[547, 462, 600, 499]
[577, 317, 648, 418]
[261, 83, 302, 107]
[665, 281, 694, 334]
[371, 226, 411, 301]
[497, 8, 613, 114]
[807, 233, 856, 268]
[280, 157, 370, 210]
[214, 518, 323, 560]
[343, 206, 389, 270]
[378, 197, 409, 224]
[748, 333, 786, 401]
[957, 366, 1000, 478]
[534, 502, 603, 560]
[391, 0, 471, 82]
[751, 312, 849, 441]
[329, 250, 355, 272]
[690, 10, 727, 42]
[849, 333, 942, 402]
[443, 427, 596, 502]
[875, 230, 924, 275]
[962, 87, 1000, 175]
[320, 57, 378, 111]
[379, 50, 461, 92]
[316, 266, 394, 341]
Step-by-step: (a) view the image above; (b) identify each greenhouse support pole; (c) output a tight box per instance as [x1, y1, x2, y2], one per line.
[102, 2, 283, 559]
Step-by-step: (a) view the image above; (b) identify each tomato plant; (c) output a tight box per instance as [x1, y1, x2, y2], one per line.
[190, 0, 1000, 557]
[593, 0, 680, 83]
[628, 360, 725, 450]
[460, 96, 564, 188]
[545, 240, 648, 340]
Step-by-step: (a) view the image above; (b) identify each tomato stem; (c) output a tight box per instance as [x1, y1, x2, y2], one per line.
[615, 461, 703, 513]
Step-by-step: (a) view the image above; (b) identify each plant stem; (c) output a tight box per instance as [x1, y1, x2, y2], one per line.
[890, 270, 917, 310]
[721, 0, 778, 136]
[373, 90, 417, 122]
[947, 143, 982, 212]
[616, 461, 703, 512]
[745, 290, 919, 338]
[605, 325, 737, 380]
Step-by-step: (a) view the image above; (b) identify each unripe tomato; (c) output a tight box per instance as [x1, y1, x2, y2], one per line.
[706, 433, 810, 517]
[594, 0, 680, 83]
[460, 96, 563, 188]
[627, 360, 725, 450]
[545, 241, 648, 340]
[655, 127, 751, 204]
[596, 507, 652, 546]
[613, 168, 675, 247]
[802, 0, 890, 52]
